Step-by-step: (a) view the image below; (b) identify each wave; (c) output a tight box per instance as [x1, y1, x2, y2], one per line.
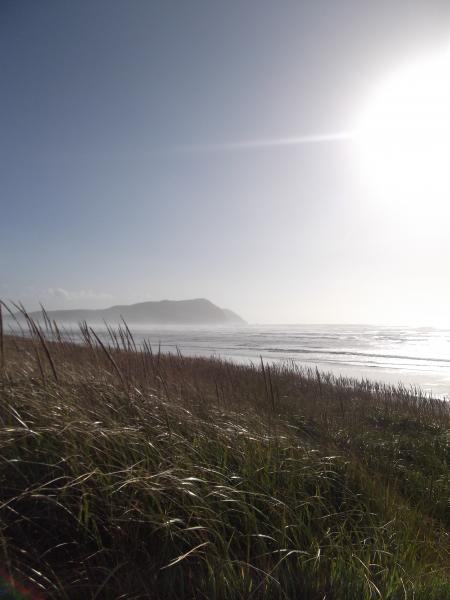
[261, 347, 450, 365]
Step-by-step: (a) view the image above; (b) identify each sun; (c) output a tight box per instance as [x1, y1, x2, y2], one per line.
[356, 50, 450, 204]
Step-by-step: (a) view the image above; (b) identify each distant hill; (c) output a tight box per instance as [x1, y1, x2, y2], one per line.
[22, 298, 246, 326]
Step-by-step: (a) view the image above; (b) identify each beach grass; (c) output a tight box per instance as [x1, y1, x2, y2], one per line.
[0, 306, 449, 599]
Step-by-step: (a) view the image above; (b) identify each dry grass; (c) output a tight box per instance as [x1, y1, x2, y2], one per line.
[0, 305, 449, 599]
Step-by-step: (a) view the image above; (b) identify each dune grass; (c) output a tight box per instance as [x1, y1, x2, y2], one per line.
[0, 306, 449, 599]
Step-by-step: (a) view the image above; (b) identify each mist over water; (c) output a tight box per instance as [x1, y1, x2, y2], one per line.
[119, 324, 450, 399]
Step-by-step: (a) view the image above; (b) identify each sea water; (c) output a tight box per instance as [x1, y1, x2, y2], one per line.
[126, 324, 450, 399]
[9, 321, 450, 399]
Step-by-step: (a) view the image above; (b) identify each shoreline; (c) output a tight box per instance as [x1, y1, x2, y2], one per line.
[4, 320, 450, 400]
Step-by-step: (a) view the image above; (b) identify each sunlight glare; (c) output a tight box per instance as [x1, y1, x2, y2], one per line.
[356, 51, 450, 205]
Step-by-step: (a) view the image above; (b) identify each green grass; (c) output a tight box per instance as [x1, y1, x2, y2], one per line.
[0, 308, 449, 599]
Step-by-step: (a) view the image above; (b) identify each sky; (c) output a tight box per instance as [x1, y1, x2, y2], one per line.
[2, 0, 450, 324]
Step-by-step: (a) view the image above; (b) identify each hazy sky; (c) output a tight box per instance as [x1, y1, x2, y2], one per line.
[2, 1, 450, 324]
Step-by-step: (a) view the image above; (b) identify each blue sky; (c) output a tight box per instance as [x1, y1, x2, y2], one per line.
[2, 1, 450, 323]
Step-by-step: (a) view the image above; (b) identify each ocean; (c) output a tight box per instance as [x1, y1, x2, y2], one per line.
[123, 324, 450, 399]
[8, 321, 450, 399]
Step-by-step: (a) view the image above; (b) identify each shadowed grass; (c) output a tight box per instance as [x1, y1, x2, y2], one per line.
[0, 306, 449, 599]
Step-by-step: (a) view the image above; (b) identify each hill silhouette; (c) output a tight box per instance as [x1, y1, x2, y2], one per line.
[23, 298, 245, 325]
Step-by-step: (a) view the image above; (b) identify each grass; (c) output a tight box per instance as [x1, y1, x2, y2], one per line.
[0, 305, 449, 599]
